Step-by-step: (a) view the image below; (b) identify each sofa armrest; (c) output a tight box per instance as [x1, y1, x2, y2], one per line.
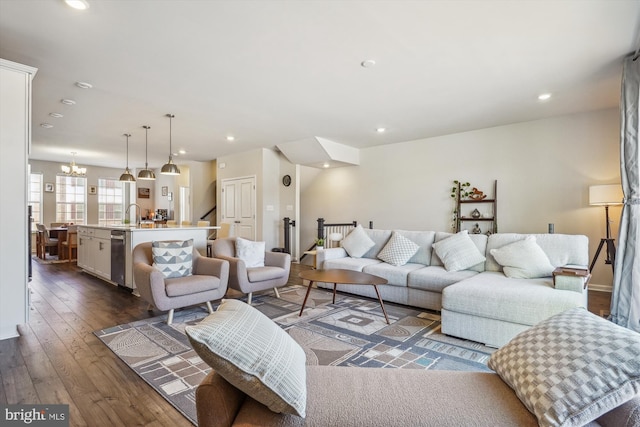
[194, 256, 230, 284]
[196, 371, 246, 427]
[316, 247, 347, 269]
[265, 251, 291, 269]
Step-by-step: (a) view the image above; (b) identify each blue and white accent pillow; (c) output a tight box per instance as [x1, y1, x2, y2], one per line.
[152, 239, 193, 278]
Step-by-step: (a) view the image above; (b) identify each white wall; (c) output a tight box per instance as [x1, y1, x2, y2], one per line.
[300, 108, 621, 290]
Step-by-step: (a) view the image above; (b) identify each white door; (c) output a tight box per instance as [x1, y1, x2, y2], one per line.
[221, 176, 256, 240]
[180, 186, 191, 224]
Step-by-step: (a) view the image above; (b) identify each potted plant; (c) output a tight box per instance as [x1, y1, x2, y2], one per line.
[315, 238, 325, 250]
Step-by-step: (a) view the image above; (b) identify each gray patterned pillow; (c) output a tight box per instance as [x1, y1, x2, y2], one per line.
[432, 230, 486, 272]
[488, 307, 640, 427]
[185, 299, 307, 417]
[377, 232, 420, 266]
[151, 239, 193, 278]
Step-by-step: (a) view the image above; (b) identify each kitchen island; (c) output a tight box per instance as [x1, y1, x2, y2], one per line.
[77, 224, 218, 290]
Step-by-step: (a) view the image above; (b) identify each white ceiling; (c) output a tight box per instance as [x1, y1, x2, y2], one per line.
[1, 0, 638, 170]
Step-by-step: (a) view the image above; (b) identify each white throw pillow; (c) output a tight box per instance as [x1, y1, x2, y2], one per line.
[377, 232, 420, 266]
[432, 230, 486, 272]
[340, 224, 375, 258]
[151, 239, 193, 278]
[490, 235, 554, 279]
[236, 237, 265, 268]
[489, 307, 640, 427]
[186, 299, 307, 417]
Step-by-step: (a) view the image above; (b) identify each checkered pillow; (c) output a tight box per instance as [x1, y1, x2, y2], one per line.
[377, 232, 420, 266]
[488, 307, 640, 427]
[185, 299, 307, 417]
[152, 239, 193, 278]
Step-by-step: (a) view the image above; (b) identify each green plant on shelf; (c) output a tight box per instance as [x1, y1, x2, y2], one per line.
[450, 180, 471, 232]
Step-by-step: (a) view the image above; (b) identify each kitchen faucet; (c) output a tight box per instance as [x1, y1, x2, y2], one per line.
[126, 203, 142, 226]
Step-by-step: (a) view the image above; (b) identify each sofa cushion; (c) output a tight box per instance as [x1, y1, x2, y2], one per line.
[165, 274, 220, 296]
[185, 299, 307, 417]
[432, 230, 486, 272]
[362, 262, 424, 287]
[395, 230, 436, 265]
[377, 232, 420, 266]
[323, 257, 382, 272]
[407, 266, 479, 293]
[442, 272, 584, 326]
[488, 307, 640, 427]
[341, 225, 376, 258]
[236, 237, 265, 268]
[152, 239, 193, 278]
[247, 266, 286, 283]
[489, 236, 555, 279]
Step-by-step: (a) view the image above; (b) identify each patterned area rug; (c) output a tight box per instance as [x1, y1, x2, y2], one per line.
[95, 285, 495, 425]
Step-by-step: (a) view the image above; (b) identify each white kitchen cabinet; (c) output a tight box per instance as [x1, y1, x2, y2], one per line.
[0, 59, 37, 340]
[78, 227, 111, 282]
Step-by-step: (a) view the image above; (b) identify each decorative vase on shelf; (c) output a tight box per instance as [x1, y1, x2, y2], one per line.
[471, 208, 481, 219]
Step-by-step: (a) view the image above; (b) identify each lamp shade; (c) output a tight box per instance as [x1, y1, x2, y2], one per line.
[589, 185, 623, 206]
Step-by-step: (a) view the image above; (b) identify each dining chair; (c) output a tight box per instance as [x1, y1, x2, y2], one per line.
[60, 225, 78, 262]
[36, 224, 59, 259]
[166, 220, 177, 228]
[197, 220, 210, 227]
[181, 220, 193, 226]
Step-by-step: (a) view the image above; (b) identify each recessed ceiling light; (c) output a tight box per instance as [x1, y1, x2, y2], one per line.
[538, 93, 552, 101]
[75, 81, 93, 89]
[323, 162, 330, 168]
[61, 99, 76, 105]
[226, 136, 235, 142]
[40, 123, 53, 129]
[172, 152, 179, 156]
[65, 0, 90, 10]
[376, 127, 386, 133]
[361, 59, 376, 68]
[178, 149, 186, 155]
[49, 112, 64, 118]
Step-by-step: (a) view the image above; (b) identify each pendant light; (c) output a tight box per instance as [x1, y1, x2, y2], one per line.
[161, 113, 180, 175]
[137, 125, 156, 180]
[119, 133, 136, 182]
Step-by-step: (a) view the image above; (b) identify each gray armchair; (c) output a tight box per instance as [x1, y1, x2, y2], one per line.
[210, 237, 291, 304]
[133, 242, 229, 324]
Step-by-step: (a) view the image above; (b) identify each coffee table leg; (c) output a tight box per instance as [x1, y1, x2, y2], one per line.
[332, 283, 337, 304]
[372, 285, 390, 324]
[299, 280, 315, 317]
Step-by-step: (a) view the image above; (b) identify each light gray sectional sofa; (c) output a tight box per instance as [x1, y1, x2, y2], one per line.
[316, 227, 589, 347]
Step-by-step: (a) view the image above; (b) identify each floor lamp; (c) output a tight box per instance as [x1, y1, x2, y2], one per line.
[588, 184, 624, 273]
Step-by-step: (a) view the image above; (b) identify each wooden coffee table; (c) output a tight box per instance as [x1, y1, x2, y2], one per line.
[298, 268, 390, 324]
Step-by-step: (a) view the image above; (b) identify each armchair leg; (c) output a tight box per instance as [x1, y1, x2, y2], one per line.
[247, 293, 253, 305]
[147, 303, 153, 311]
[206, 301, 214, 313]
[167, 309, 175, 325]
[273, 287, 280, 299]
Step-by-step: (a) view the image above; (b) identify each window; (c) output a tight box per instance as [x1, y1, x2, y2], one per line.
[98, 178, 125, 226]
[29, 172, 43, 231]
[56, 175, 86, 224]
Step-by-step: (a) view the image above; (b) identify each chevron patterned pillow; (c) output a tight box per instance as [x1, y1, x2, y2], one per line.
[489, 307, 640, 427]
[152, 239, 193, 278]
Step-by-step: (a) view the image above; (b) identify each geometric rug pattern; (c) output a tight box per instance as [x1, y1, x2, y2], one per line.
[95, 285, 495, 425]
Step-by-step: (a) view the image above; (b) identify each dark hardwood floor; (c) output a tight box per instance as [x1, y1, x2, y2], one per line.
[0, 259, 611, 426]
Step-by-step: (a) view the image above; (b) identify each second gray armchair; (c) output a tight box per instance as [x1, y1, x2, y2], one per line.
[210, 237, 291, 304]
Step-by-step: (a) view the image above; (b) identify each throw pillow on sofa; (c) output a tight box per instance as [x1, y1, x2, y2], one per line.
[185, 299, 307, 417]
[432, 230, 486, 272]
[236, 237, 266, 268]
[490, 235, 554, 279]
[377, 232, 420, 266]
[341, 224, 375, 258]
[488, 307, 640, 427]
[151, 239, 193, 278]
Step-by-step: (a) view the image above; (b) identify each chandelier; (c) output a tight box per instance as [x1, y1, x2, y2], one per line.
[61, 152, 87, 176]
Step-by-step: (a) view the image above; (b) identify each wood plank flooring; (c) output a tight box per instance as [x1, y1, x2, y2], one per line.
[0, 260, 611, 426]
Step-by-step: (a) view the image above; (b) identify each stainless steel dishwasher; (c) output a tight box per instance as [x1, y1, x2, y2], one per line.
[110, 230, 126, 286]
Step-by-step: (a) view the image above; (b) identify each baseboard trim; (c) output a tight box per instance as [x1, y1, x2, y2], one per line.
[588, 283, 612, 293]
